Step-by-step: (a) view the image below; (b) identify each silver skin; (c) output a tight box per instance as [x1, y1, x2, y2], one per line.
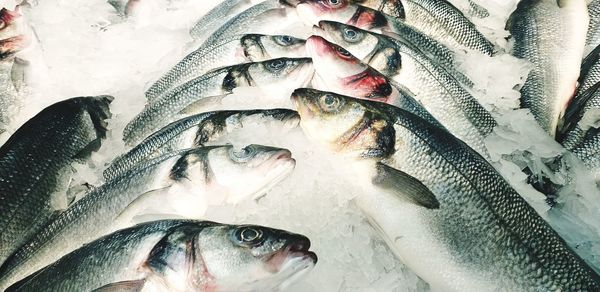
[189, 0, 267, 41]
[0, 96, 112, 267]
[295, 0, 494, 55]
[281, 0, 405, 19]
[145, 33, 306, 101]
[126, 57, 314, 145]
[5, 220, 317, 292]
[308, 28, 495, 156]
[508, 0, 589, 137]
[587, 0, 600, 50]
[291, 88, 600, 291]
[0, 145, 296, 289]
[106, 109, 299, 180]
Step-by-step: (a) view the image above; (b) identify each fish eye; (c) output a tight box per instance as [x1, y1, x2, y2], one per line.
[328, 0, 342, 6]
[265, 59, 286, 72]
[319, 94, 343, 111]
[230, 145, 257, 162]
[233, 227, 264, 246]
[342, 27, 361, 43]
[335, 46, 352, 58]
[274, 35, 295, 46]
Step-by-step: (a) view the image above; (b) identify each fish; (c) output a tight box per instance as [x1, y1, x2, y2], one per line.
[126, 57, 313, 145]
[189, 0, 266, 41]
[0, 7, 22, 41]
[281, 0, 405, 19]
[313, 20, 474, 87]
[0, 144, 296, 288]
[106, 109, 299, 180]
[306, 33, 495, 155]
[107, 0, 142, 17]
[145, 33, 306, 101]
[5, 220, 317, 292]
[507, 0, 589, 137]
[294, 0, 494, 55]
[466, 0, 489, 19]
[587, 0, 600, 51]
[291, 88, 600, 291]
[0, 95, 112, 267]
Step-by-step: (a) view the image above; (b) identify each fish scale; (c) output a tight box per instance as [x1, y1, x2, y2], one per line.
[0, 96, 112, 268]
[400, 0, 494, 55]
[587, 0, 600, 50]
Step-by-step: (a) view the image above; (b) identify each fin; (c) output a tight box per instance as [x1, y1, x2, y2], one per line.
[179, 95, 228, 115]
[92, 279, 146, 292]
[372, 162, 440, 209]
[557, 82, 600, 139]
[72, 95, 114, 160]
[114, 187, 171, 227]
[579, 44, 600, 84]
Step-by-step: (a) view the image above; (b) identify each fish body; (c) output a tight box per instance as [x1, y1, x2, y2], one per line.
[145, 33, 306, 101]
[0, 144, 295, 288]
[508, 0, 589, 137]
[0, 96, 112, 267]
[587, 0, 600, 50]
[189, 0, 266, 41]
[295, 0, 493, 55]
[106, 109, 299, 180]
[6, 220, 317, 292]
[127, 57, 313, 145]
[291, 88, 600, 291]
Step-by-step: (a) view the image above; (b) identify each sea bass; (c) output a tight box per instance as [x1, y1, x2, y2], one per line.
[294, 0, 494, 55]
[508, 0, 589, 137]
[106, 109, 299, 180]
[0, 96, 112, 267]
[145, 33, 306, 101]
[587, 0, 600, 51]
[0, 144, 295, 288]
[6, 220, 317, 292]
[306, 34, 495, 155]
[126, 57, 313, 145]
[190, 0, 267, 41]
[291, 88, 600, 291]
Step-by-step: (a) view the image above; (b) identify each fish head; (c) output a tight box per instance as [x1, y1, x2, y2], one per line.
[291, 88, 395, 157]
[193, 224, 317, 290]
[306, 35, 392, 101]
[244, 57, 314, 94]
[351, 0, 405, 19]
[0, 6, 21, 31]
[202, 144, 296, 203]
[241, 34, 307, 62]
[315, 21, 401, 76]
[297, 0, 389, 32]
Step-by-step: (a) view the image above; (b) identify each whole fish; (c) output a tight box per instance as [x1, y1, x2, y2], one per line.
[295, 0, 494, 55]
[189, 0, 266, 41]
[6, 220, 317, 292]
[313, 20, 474, 87]
[508, 0, 589, 137]
[0, 96, 112, 267]
[291, 88, 600, 291]
[0, 144, 296, 288]
[587, 0, 600, 50]
[126, 57, 313, 145]
[145, 33, 306, 101]
[306, 34, 495, 155]
[107, 109, 299, 180]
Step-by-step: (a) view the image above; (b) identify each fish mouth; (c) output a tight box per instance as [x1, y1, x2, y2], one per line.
[266, 235, 317, 272]
[0, 35, 27, 59]
[0, 7, 21, 29]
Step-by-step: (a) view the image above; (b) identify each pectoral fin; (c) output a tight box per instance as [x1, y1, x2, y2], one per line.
[372, 162, 440, 209]
[179, 95, 228, 115]
[92, 279, 146, 292]
[114, 187, 171, 228]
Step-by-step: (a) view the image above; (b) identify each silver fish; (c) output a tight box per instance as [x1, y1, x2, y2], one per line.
[5, 220, 317, 292]
[295, 0, 494, 55]
[508, 0, 589, 137]
[291, 88, 600, 291]
[126, 57, 313, 145]
[0, 144, 296, 288]
[189, 0, 266, 41]
[306, 33, 495, 155]
[145, 33, 306, 101]
[0, 96, 112, 267]
[106, 108, 299, 180]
